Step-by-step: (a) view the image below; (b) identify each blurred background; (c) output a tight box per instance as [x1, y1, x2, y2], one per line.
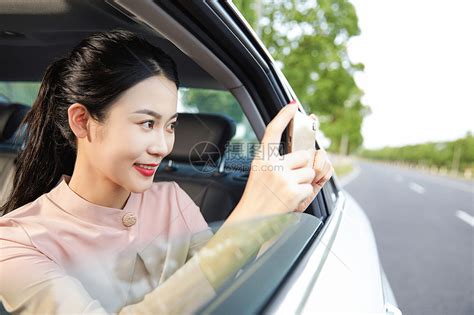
[230, 1, 473, 314]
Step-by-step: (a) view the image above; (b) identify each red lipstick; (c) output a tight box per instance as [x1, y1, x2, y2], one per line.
[133, 163, 159, 177]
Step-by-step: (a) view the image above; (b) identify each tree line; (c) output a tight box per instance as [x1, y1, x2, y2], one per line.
[358, 132, 474, 174]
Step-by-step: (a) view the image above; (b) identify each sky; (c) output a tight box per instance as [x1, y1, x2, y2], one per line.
[347, 0, 473, 149]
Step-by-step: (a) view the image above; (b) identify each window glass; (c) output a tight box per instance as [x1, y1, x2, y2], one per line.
[328, 179, 338, 202]
[0, 81, 40, 106]
[322, 184, 334, 213]
[197, 212, 322, 312]
[179, 88, 258, 144]
[178, 88, 258, 171]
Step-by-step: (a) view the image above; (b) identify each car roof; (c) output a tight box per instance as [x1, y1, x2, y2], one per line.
[0, 0, 224, 89]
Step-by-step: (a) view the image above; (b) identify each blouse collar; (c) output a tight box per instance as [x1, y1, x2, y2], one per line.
[46, 174, 139, 229]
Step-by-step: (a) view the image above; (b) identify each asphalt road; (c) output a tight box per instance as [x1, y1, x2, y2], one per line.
[342, 160, 473, 315]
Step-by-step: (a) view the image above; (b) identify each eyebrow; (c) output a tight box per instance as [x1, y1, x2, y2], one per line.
[132, 110, 178, 120]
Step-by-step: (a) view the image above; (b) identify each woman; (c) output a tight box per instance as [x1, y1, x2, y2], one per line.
[0, 29, 333, 314]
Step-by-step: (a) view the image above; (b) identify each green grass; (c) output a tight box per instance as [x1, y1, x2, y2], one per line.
[334, 163, 353, 178]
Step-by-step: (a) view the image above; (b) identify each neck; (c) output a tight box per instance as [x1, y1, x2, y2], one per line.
[68, 160, 130, 210]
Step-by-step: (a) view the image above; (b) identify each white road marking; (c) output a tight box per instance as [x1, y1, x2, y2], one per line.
[371, 161, 474, 193]
[455, 210, 474, 227]
[433, 180, 473, 194]
[413, 176, 473, 194]
[409, 182, 425, 194]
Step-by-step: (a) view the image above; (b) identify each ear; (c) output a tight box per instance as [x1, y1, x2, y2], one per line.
[68, 103, 90, 139]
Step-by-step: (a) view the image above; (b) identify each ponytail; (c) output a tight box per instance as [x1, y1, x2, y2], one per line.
[1, 59, 76, 214]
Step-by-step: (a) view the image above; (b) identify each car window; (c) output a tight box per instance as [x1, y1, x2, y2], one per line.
[0, 211, 319, 314]
[126, 212, 321, 313]
[0, 81, 40, 106]
[326, 175, 339, 201]
[197, 212, 322, 313]
[321, 184, 335, 214]
[179, 88, 258, 143]
[179, 88, 259, 172]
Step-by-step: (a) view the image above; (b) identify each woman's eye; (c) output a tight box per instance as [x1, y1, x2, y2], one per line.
[168, 121, 178, 131]
[141, 120, 154, 129]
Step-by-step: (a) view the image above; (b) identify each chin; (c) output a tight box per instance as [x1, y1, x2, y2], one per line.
[129, 177, 154, 193]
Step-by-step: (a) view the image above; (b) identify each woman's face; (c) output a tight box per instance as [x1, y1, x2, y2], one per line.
[84, 75, 178, 193]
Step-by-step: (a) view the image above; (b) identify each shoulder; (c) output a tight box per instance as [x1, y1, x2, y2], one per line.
[0, 195, 48, 246]
[0, 201, 44, 268]
[0, 192, 68, 259]
[1, 194, 46, 220]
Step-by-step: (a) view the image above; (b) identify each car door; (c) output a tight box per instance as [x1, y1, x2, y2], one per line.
[209, 3, 399, 314]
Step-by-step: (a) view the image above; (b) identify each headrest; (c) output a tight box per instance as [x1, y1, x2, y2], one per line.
[0, 103, 30, 142]
[168, 113, 236, 164]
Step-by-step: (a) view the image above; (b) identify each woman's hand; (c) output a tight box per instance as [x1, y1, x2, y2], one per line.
[227, 104, 334, 223]
[295, 113, 334, 211]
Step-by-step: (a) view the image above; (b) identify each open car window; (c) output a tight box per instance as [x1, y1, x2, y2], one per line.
[179, 87, 258, 143]
[178, 87, 259, 172]
[0, 82, 40, 106]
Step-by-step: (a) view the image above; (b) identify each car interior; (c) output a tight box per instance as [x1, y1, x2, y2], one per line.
[0, 0, 266, 222]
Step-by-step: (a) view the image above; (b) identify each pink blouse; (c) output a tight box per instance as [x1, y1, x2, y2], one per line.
[0, 175, 214, 313]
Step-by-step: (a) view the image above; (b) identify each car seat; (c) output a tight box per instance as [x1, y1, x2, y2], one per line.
[0, 103, 30, 209]
[154, 112, 249, 223]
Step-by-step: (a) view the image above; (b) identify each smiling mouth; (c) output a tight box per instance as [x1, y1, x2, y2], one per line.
[133, 163, 159, 177]
[133, 163, 157, 170]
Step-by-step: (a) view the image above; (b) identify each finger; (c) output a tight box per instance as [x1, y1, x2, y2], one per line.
[261, 103, 298, 145]
[296, 191, 317, 212]
[290, 167, 316, 184]
[313, 152, 329, 183]
[297, 184, 314, 206]
[308, 148, 317, 168]
[319, 164, 334, 185]
[313, 159, 330, 184]
[314, 162, 332, 186]
[283, 150, 312, 169]
[312, 149, 327, 171]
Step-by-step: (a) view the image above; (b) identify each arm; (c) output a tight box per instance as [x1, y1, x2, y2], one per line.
[118, 213, 298, 315]
[0, 238, 108, 314]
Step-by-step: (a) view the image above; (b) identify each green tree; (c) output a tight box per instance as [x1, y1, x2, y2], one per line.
[234, 0, 369, 154]
[180, 88, 257, 143]
[181, 88, 243, 122]
[359, 132, 474, 174]
[0, 81, 40, 105]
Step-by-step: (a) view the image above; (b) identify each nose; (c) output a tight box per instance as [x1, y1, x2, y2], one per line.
[147, 130, 171, 157]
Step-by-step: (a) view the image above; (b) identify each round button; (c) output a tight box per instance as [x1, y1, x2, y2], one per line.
[122, 212, 137, 227]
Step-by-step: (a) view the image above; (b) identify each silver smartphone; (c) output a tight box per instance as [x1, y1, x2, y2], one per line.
[287, 104, 319, 153]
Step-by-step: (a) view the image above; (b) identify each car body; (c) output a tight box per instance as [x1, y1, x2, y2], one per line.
[0, 0, 400, 314]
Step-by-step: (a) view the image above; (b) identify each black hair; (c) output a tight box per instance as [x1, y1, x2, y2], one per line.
[1, 29, 179, 214]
